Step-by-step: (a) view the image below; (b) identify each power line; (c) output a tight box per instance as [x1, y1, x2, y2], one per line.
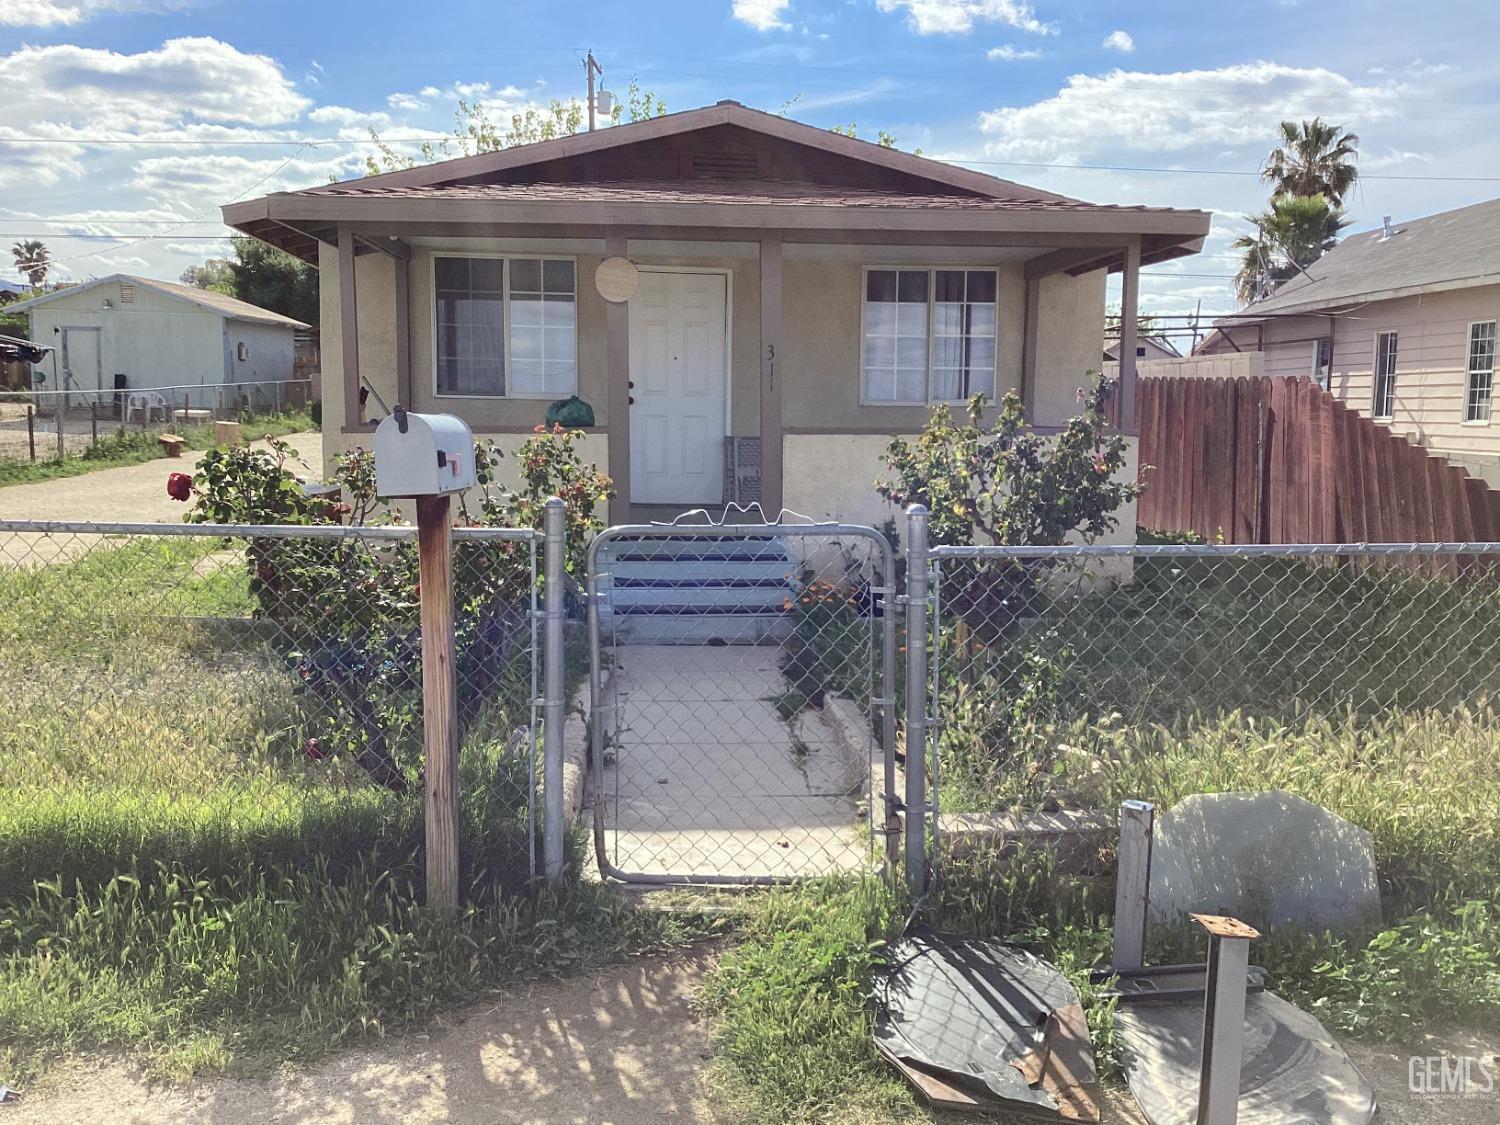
[40, 145, 309, 268]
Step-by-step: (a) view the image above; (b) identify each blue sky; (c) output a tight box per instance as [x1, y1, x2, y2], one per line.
[4, 0, 1498, 329]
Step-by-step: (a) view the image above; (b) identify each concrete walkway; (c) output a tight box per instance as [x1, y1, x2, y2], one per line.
[0, 431, 322, 564]
[599, 644, 869, 880]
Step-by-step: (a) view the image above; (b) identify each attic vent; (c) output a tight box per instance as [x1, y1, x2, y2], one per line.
[119, 284, 135, 304]
[689, 149, 760, 178]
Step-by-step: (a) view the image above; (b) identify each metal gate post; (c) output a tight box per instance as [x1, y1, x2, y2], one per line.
[903, 504, 930, 894]
[878, 533, 900, 876]
[541, 497, 566, 882]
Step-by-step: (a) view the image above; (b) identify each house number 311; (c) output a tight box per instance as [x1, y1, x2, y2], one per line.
[765, 343, 776, 391]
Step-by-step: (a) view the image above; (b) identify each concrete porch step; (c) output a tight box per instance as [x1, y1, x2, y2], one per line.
[599, 533, 796, 644]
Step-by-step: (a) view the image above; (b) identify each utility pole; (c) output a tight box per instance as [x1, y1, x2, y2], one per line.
[585, 51, 603, 132]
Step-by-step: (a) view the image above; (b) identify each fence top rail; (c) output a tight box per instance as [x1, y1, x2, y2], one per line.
[598, 520, 880, 539]
[13, 378, 312, 395]
[929, 541, 1500, 559]
[0, 519, 535, 542]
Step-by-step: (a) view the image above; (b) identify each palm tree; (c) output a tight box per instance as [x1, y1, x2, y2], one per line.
[1232, 194, 1351, 304]
[10, 240, 51, 289]
[1262, 118, 1360, 204]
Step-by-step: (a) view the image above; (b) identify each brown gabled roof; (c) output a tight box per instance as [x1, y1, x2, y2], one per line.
[223, 101, 1211, 267]
[312, 178, 1170, 213]
[308, 100, 1078, 204]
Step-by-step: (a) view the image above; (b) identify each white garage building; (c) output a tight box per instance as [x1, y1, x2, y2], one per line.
[9, 274, 307, 412]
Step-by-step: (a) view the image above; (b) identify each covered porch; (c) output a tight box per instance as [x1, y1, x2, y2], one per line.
[230, 218, 1181, 526]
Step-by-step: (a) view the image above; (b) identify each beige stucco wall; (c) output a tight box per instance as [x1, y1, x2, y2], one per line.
[783, 432, 1138, 544]
[318, 239, 1121, 524]
[1031, 268, 1109, 427]
[780, 259, 1029, 432]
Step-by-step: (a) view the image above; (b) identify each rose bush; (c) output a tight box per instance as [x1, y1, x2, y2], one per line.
[183, 428, 613, 791]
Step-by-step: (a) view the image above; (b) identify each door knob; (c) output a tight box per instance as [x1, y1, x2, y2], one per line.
[628, 380, 635, 389]
[629, 396, 635, 405]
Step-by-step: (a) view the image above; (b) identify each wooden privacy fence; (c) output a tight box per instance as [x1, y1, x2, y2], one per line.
[1137, 375, 1500, 549]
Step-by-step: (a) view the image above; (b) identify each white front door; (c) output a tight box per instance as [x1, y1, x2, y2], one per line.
[629, 271, 728, 505]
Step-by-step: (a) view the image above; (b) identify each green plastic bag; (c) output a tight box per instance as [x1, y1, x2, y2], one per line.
[545, 395, 596, 429]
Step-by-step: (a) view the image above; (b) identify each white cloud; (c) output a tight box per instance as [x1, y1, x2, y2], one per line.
[0, 38, 310, 136]
[309, 105, 389, 128]
[732, 0, 791, 31]
[387, 92, 428, 112]
[875, 0, 1053, 36]
[1103, 30, 1134, 52]
[979, 61, 1406, 161]
[0, 0, 190, 26]
[129, 152, 354, 210]
[987, 44, 1042, 60]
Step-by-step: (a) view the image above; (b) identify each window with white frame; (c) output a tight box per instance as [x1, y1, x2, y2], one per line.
[863, 268, 998, 404]
[1465, 320, 1494, 423]
[434, 256, 576, 397]
[1372, 330, 1398, 420]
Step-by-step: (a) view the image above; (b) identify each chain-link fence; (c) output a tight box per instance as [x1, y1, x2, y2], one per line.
[0, 379, 312, 463]
[0, 519, 544, 903]
[906, 538, 1500, 887]
[587, 522, 898, 884]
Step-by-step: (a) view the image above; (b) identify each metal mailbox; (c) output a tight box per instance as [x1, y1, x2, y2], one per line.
[373, 407, 476, 498]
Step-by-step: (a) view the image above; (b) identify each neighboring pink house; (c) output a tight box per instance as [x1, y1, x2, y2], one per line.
[1197, 199, 1500, 486]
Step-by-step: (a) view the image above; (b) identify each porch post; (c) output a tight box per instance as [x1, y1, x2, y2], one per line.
[605, 230, 631, 524]
[337, 227, 361, 430]
[394, 254, 412, 408]
[759, 232, 783, 519]
[1119, 237, 1142, 432]
[1021, 276, 1040, 416]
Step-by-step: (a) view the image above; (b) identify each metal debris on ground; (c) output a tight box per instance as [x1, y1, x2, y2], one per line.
[874, 928, 1099, 1121]
[1104, 798, 1378, 1125]
[1146, 790, 1382, 933]
[1115, 988, 1377, 1125]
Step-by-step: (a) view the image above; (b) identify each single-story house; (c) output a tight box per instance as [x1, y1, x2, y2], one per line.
[1197, 198, 1500, 486]
[223, 100, 1210, 527]
[6, 274, 308, 412]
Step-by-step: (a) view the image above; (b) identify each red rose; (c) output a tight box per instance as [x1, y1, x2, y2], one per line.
[166, 472, 193, 501]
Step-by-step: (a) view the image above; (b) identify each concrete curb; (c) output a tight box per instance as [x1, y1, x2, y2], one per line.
[818, 696, 905, 860]
[561, 666, 612, 824]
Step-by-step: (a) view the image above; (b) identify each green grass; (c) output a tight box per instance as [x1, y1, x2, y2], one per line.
[0, 533, 722, 1087]
[701, 555, 1500, 1123]
[0, 863, 718, 1088]
[0, 408, 316, 488]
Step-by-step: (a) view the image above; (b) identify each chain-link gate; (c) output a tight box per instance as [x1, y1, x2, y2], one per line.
[586, 520, 898, 884]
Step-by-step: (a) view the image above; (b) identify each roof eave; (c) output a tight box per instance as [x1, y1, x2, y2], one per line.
[232, 192, 1211, 239]
[1235, 271, 1500, 319]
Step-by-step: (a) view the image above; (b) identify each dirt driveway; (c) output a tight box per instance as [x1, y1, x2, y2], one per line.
[8, 950, 715, 1125]
[0, 431, 322, 564]
[4, 944, 1493, 1124]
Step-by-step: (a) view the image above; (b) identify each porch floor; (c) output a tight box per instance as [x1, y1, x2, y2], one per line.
[597, 644, 869, 881]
